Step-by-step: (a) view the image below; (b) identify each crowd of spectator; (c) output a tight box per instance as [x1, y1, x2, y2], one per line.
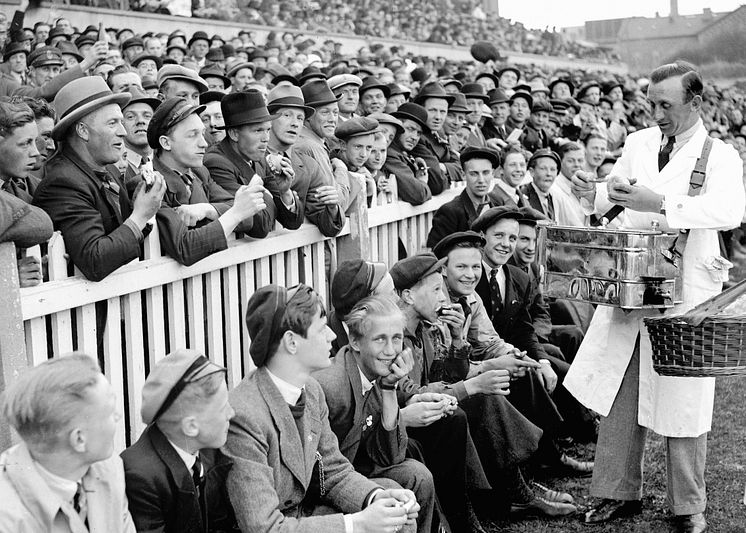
[0, 6, 744, 533]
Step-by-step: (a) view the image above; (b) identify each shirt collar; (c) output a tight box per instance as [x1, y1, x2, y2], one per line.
[34, 460, 79, 505]
[358, 367, 374, 396]
[495, 179, 518, 200]
[166, 437, 198, 471]
[665, 118, 701, 147]
[266, 368, 304, 405]
[531, 181, 550, 199]
[123, 146, 144, 169]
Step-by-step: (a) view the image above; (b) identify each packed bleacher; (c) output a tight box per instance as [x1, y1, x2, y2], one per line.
[0, 6, 744, 533]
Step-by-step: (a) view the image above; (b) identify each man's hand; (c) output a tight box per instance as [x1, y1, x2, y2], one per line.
[17, 256, 42, 287]
[413, 158, 428, 182]
[438, 305, 465, 339]
[232, 182, 267, 220]
[80, 41, 109, 71]
[537, 360, 558, 393]
[351, 495, 408, 533]
[482, 352, 542, 378]
[606, 176, 662, 213]
[267, 154, 295, 194]
[570, 170, 598, 202]
[131, 173, 166, 227]
[373, 489, 419, 527]
[465, 369, 511, 396]
[378, 174, 394, 194]
[173, 203, 216, 227]
[380, 348, 415, 388]
[313, 185, 340, 206]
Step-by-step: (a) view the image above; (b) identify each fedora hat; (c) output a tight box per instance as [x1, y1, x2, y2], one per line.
[220, 89, 278, 129]
[52, 76, 131, 140]
[226, 61, 255, 78]
[548, 77, 575, 96]
[392, 102, 428, 131]
[414, 82, 455, 105]
[448, 93, 469, 114]
[475, 71, 500, 87]
[497, 66, 521, 81]
[461, 82, 489, 103]
[359, 76, 390, 99]
[157, 64, 209, 92]
[124, 85, 161, 112]
[199, 64, 231, 89]
[487, 87, 509, 106]
[298, 65, 326, 85]
[3, 41, 28, 60]
[132, 53, 162, 69]
[55, 41, 83, 62]
[301, 79, 340, 108]
[187, 31, 210, 48]
[267, 84, 315, 118]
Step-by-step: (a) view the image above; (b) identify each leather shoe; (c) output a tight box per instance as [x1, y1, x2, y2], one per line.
[532, 481, 574, 503]
[584, 498, 642, 524]
[511, 496, 577, 517]
[559, 453, 594, 477]
[675, 513, 707, 533]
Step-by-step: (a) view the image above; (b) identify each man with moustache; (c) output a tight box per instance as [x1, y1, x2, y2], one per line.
[150, 97, 272, 265]
[266, 84, 345, 237]
[121, 349, 237, 532]
[358, 77, 389, 117]
[328, 73, 362, 122]
[488, 149, 530, 208]
[199, 91, 226, 148]
[411, 82, 460, 187]
[521, 148, 559, 221]
[33, 76, 165, 281]
[427, 147, 498, 249]
[383, 103, 434, 206]
[205, 90, 302, 233]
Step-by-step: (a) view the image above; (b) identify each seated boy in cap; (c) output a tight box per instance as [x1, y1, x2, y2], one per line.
[121, 349, 237, 532]
[0, 354, 135, 531]
[224, 284, 419, 532]
[315, 295, 437, 533]
[390, 252, 577, 519]
[148, 96, 276, 265]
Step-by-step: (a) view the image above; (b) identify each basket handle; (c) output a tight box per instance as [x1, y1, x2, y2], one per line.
[681, 278, 746, 327]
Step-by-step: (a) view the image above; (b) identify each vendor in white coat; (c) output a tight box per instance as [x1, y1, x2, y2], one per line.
[565, 62, 745, 533]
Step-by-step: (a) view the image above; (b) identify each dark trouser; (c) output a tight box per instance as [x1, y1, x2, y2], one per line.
[372, 459, 436, 533]
[548, 325, 584, 363]
[591, 341, 708, 515]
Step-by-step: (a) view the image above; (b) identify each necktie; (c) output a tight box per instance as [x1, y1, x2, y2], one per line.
[288, 389, 307, 441]
[546, 192, 555, 221]
[192, 455, 207, 525]
[658, 135, 676, 171]
[73, 482, 88, 526]
[97, 171, 123, 222]
[489, 268, 503, 315]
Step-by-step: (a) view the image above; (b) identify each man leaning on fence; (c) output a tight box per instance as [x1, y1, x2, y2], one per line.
[0, 354, 135, 532]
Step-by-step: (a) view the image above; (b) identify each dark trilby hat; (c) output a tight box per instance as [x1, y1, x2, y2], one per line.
[298, 65, 326, 85]
[497, 66, 521, 81]
[199, 90, 226, 105]
[548, 77, 575, 96]
[510, 91, 533, 108]
[487, 87, 509, 106]
[131, 53, 162, 69]
[301, 79, 341, 108]
[448, 93, 469, 114]
[147, 97, 206, 149]
[45, 27, 70, 45]
[267, 84, 315, 118]
[460, 146, 501, 168]
[392, 102, 429, 131]
[359, 76, 390, 99]
[331, 259, 388, 317]
[475, 71, 500, 86]
[471, 205, 523, 233]
[602, 80, 623, 95]
[220, 89, 278, 129]
[199, 64, 231, 89]
[3, 41, 28, 60]
[121, 36, 144, 51]
[576, 80, 601, 101]
[461, 82, 489, 103]
[528, 148, 560, 169]
[387, 83, 410, 98]
[205, 48, 225, 63]
[390, 252, 447, 291]
[414, 82, 455, 105]
[124, 85, 161, 111]
[432, 231, 486, 259]
[513, 83, 532, 94]
[187, 31, 210, 48]
[74, 35, 96, 49]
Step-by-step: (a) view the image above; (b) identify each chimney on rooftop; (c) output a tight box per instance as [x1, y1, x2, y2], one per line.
[670, 0, 678, 17]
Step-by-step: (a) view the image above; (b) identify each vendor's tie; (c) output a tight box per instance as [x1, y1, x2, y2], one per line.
[658, 135, 675, 171]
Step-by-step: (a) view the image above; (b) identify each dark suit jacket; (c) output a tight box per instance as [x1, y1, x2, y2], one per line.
[121, 424, 237, 533]
[382, 141, 433, 206]
[507, 258, 552, 341]
[223, 367, 381, 532]
[33, 147, 143, 281]
[521, 124, 549, 153]
[314, 347, 407, 476]
[475, 263, 548, 362]
[0, 189, 53, 247]
[427, 188, 492, 249]
[409, 131, 453, 194]
[520, 182, 551, 218]
[204, 138, 297, 233]
[487, 182, 528, 208]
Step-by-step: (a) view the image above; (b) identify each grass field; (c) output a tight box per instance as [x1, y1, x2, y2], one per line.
[481, 377, 746, 533]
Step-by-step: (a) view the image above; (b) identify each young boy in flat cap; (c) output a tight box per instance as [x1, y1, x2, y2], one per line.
[224, 284, 419, 532]
[121, 349, 237, 532]
[315, 295, 437, 533]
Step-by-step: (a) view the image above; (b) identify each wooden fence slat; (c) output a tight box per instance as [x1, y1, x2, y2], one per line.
[238, 261, 256, 380]
[301, 244, 313, 285]
[287, 248, 300, 285]
[205, 271, 223, 363]
[222, 265, 242, 384]
[123, 293, 145, 442]
[103, 296, 127, 451]
[185, 275, 205, 353]
[166, 279, 187, 351]
[24, 317, 48, 366]
[75, 303, 98, 356]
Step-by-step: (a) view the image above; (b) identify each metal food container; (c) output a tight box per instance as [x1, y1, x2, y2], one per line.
[537, 224, 683, 309]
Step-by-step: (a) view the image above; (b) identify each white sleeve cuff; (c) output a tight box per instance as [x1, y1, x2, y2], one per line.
[343, 514, 354, 533]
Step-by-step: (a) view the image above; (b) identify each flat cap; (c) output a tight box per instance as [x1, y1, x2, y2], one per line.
[460, 146, 500, 168]
[516, 206, 549, 226]
[335, 116, 379, 140]
[367, 112, 403, 133]
[528, 148, 560, 169]
[147, 97, 206, 149]
[121, 36, 144, 51]
[327, 73, 363, 92]
[331, 259, 388, 317]
[390, 252, 447, 291]
[509, 91, 533, 108]
[531, 100, 553, 113]
[140, 348, 226, 424]
[157, 64, 209, 92]
[471, 206, 523, 233]
[28, 46, 63, 68]
[432, 231, 486, 259]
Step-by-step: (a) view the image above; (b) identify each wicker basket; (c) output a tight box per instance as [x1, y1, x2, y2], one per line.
[644, 279, 746, 377]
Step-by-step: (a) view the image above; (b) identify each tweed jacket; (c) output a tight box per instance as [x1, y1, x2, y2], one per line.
[427, 188, 493, 249]
[314, 346, 407, 475]
[33, 146, 144, 281]
[0, 442, 135, 533]
[487, 180, 528, 208]
[121, 424, 237, 533]
[475, 263, 548, 362]
[223, 367, 381, 532]
[382, 140, 433, 206]
[0, 188, 53, 247]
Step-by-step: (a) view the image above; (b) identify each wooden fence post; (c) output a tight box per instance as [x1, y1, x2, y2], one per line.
[0, 242, 28, 450]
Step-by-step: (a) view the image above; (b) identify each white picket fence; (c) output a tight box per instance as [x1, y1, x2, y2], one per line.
[0, 184, 462, 450]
